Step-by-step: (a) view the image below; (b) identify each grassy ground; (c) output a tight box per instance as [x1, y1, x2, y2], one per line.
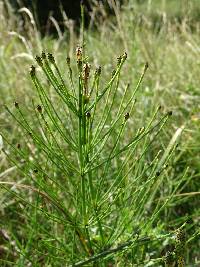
[0, 0, 199, 266]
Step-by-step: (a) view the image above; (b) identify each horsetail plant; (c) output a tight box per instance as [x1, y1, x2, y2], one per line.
[2, 46, 181, 266]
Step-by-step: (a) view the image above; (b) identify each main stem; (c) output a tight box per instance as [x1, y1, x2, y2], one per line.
[78, 65, 96, 256]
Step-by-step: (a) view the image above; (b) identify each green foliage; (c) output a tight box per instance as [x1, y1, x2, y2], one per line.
[2, 46, 178, 265]
[0, 1, 199, 266]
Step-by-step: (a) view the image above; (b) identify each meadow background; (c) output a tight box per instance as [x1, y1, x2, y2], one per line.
[0, 0, 199, 266]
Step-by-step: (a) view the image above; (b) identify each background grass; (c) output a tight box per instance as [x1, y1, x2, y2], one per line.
[0, 0, 199, 266]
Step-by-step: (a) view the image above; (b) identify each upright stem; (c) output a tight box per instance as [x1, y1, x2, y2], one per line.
[78, 67, 85, 215]
[80, 3, 85, 53]
[77, 55, 95, 256]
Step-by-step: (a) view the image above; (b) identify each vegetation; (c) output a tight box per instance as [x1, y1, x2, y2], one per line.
[0, 1, 199, 266]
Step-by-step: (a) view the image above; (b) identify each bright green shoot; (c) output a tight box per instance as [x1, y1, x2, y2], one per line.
[2, 46, 183, 266]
